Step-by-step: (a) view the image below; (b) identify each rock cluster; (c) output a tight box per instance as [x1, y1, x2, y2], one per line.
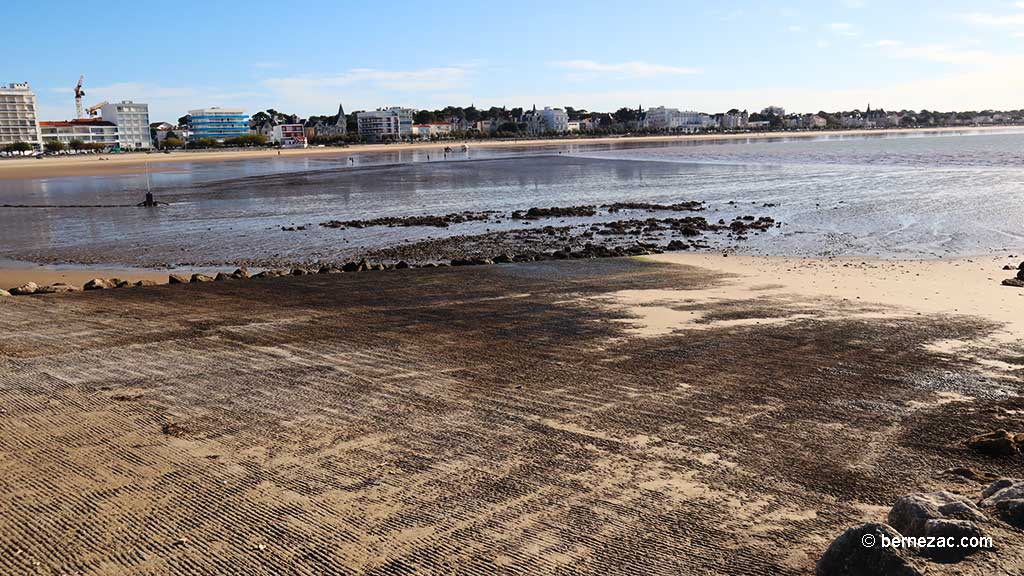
[1001, 262, 1024, 287]
[815, 479, 1024, 574]
[320, 211, 495, 229]
[967, 429, 1022, 456]
[511, 205, 598, 220]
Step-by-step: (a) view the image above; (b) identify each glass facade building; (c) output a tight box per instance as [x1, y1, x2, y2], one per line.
[187, 108, 250, 141]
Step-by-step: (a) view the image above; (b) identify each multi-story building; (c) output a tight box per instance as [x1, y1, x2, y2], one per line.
[100, 101, 152, 149]
[40, 119, 119, 148]
[187, 107, 251, 141]
[523, 106, 569, 134]
[643, 107, 713, 133]
[0, 82, 43, 150]
[271, 123, 307, 148]
[356, 107, 414, 140]
[720, 110, 749, 130]
[412, 122, 453, 138]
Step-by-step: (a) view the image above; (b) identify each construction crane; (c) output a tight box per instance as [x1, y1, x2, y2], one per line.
[74, 75, 85, 118]
[87, 101, 107, 118]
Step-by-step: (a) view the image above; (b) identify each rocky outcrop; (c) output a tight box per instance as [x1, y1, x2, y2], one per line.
[0, 288, 10, 297]
[214, 272, 233, 281]
[133, 280, 157, 287]
[887, 492, 986, 538]
[919, 518, 987, 561]
[512, 205, 598, 220]
[37, 283, 79, 294]
[83, 278, 114, 291]
[967, 429, 1021, 456]
[168, 274, 189, 284]
[9, 282, 38, 295]
[232, 268, 250, 279]
[816, 523, 922, 576]
[1003, 278, 1024, 287]
[981, 478, 1024, 528]
[190, 273, 214, 283]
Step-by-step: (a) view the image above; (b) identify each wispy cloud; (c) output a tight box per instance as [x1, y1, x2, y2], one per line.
[550, 60, 702, 79]
[260, 66, 476, 114]
[828, 22, 860, 36]
[868, 41, 992, 64]
[264, 67, 472, 93]
[957, 11, 1024, 27]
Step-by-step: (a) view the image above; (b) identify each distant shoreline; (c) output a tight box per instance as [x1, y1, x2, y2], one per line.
[0, 125, 1020, 180]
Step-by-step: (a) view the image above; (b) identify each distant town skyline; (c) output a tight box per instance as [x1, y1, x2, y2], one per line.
[9, 0, 1024, 122]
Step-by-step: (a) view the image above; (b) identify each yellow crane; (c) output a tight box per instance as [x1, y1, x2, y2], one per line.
[87, 101, 108, 118]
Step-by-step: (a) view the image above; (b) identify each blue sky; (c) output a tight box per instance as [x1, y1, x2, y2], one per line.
[8, 0, 1024, 122]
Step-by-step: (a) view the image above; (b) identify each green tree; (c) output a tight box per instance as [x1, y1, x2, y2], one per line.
[68, 139, 85, 151]
[162, 137, 184, 148]
[414, 110, 436, 124]
[44, 140, 65, 153]
[4, 141, 32, 153]
[177, 114, 191, 128]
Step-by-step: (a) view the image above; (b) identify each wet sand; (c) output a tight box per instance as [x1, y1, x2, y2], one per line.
[0, 260, 183, 289]
[1, 256, 1022, 574]
[0, 125, 1015, 180]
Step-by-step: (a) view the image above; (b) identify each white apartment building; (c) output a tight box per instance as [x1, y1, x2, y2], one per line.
[40, 119, 119, 148]
[271, 124, 307, 148]
[0, 82, 43, 150]
[356, 107, 414, 139]
[101, 101, 152, 149]
[644, 107, 713, 132]
[412, 122, 453, 138]
[720, 111, 749, 130]
[523, 107, 569, 134]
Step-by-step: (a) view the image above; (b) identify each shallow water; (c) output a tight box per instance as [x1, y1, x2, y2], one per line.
[0, 129, 1021, 267]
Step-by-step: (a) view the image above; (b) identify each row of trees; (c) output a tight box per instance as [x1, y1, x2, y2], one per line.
[170, 134, 268, 149]
[3, 140, 109, 154]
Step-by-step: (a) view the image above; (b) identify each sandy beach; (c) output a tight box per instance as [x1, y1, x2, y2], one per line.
[0, 125, 1017, 180]
[1, 255, 1021, 575]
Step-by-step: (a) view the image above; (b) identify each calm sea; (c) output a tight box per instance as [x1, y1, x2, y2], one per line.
[0, 129, 1021, 267]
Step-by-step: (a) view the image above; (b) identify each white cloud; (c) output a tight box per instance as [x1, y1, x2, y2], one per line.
[868, 42, 992, 64]
[485, 57, 1024, 115]
[260, 66, 475, 114]
[957, 11, 1024, 27]
[828, 22, 860, 36]
[550, 60, 702, 79]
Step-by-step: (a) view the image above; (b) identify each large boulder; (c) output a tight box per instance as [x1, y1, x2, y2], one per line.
[253, 269, 286, 279]
[887, 491, 986, 536]
[232, 267, 250, 279]
[967, 429, 1021, 456]
[816, 523, 922, 576]
[190, 273, 214, 283]
[36, 283, 79, 294]
[214, 272, 233, 281]
[83, 278, 114, 291]
[981, 478, 1024, 506]
[1003, 278, 1024, 287]
[168, 274, 189, 284]
[133, 280, 157, 287]
[0, 288, 10, 297]
[921, 518, 986, 561]
[9, 282, 38, 295]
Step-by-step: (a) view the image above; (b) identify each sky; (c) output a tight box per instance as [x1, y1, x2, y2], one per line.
[7, 0, 1024, 122]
